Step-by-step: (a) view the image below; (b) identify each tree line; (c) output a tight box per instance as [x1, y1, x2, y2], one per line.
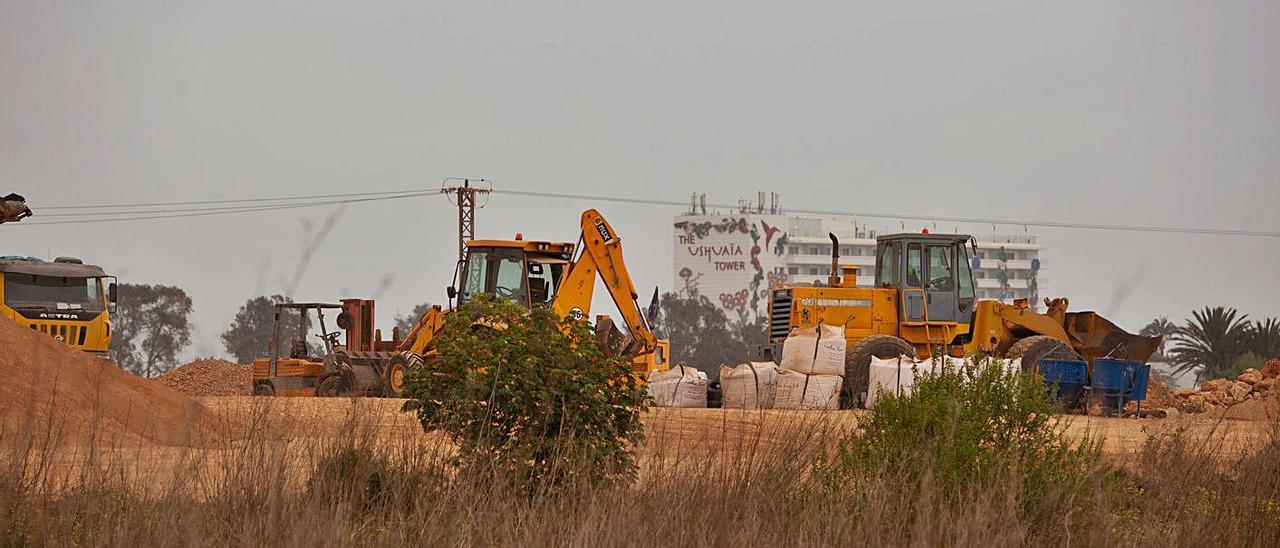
[1141, 307, 1280, 383]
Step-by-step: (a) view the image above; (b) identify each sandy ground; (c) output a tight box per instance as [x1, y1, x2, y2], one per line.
[14, 396, 1275, 497]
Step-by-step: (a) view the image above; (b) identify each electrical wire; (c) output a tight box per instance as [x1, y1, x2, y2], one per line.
[490, 189, 1280, 239]
[38, 188, 428, 210]
[35, 190, 430, 217]
[19, 185, 1280, 238]
[18, 191, 435, 225]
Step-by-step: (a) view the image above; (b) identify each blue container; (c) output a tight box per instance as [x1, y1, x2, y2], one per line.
[1092, 358, 1143, 415]
[1129, 362, 1152, 401]
[1040, 359, 1088, 404]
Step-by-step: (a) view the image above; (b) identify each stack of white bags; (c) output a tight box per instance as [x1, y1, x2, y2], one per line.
[865, 355, 1022, 409]
[719, 324, 848, 410]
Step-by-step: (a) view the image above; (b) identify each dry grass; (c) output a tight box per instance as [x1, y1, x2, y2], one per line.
[2, 395, 1279, 546]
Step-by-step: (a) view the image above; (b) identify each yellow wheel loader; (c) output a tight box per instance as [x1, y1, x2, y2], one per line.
[767, 231, 1160, 408]
[394, 209, 669, 378]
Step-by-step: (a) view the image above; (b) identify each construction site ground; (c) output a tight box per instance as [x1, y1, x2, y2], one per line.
[15, 397, 1276, 496]
[3, 317, 1276, 496]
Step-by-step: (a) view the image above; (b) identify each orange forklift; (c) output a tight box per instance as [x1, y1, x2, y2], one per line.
[250, 299, 409, 397]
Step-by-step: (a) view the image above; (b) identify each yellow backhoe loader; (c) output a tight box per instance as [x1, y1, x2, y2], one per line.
[393, 209, 670, 378]
[768, 231, 1160, 408]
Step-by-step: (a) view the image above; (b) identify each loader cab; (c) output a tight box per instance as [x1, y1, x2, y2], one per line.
[456, 240, 576, 308]
[874, 233, 977, 324]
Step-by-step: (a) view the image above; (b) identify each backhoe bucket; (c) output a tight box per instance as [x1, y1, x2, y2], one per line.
[1063, 312, 1161, 365]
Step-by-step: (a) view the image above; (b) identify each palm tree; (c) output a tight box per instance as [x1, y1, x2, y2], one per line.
[1169, 306, 1250, 382]
[1248, 318, 1280, 359]
[1139, 316, 1178, 359]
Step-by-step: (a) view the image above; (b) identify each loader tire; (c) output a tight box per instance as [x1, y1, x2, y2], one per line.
[254, 382, 275, 397]
[1006, 335, 1077, 374]
[316, 375, 342, 398]
[843, 335, 916, 409]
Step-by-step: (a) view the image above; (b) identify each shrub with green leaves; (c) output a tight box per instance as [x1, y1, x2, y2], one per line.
[403, 295, 647, 490]
[825, 358, 1109, 522]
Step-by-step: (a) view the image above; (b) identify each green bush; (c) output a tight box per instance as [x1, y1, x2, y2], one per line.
[403, 295, 647, 490]
[825, 357, 1110, 524]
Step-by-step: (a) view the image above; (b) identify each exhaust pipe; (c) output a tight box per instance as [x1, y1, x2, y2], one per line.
[828, 232, 841, 287]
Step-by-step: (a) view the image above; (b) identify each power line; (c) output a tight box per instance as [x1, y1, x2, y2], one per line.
[39, 188, 427, 210]
[16, 191, 435, 225]
[21, 185, 1280, 238]
[35, 190, 431, 217]
[490, 189, 1280, 239]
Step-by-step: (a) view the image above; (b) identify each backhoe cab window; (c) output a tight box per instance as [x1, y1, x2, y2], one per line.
[4, 274, 104, 312]
[460, 249, 528, 305]
[526, 261, 562, 305]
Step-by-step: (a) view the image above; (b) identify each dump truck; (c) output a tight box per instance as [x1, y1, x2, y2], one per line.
[394, 208, 670, 378]
[251, 298, 409, 397]
[766, 231, 1159, 408]
[0, 256, 116, 357]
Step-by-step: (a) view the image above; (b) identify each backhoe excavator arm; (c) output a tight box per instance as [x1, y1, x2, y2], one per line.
[552, 209, 657, 356]
[397, 304, 446, 356]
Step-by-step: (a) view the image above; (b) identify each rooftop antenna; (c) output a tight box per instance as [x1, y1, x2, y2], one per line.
[700, 193, 707, 215]
[441, 177, 491, 264]
[690, 193, 697, 214]
[757, 191, 765, 213]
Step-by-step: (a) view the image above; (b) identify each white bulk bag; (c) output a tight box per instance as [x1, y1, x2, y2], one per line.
[773, 369, 843, 410]
[647, 365, 708, 408]
[866, 356, 918, 409]
[719, 362, 779, 409]
[779, 324, 847, 377]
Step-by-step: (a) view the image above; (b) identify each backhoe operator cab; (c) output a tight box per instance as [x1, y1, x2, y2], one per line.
[451, 239, 576, 309]
[873, 233, 978, 325]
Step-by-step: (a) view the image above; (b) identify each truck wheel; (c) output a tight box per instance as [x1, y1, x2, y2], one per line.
[316, 375, 341, 397]
[254, 382, 275, 397]
[843, 335, 916, 409]
[1006, 335, 1077, 373]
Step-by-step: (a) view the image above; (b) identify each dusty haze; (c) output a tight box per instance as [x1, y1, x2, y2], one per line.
[2, 1, 1277, 359]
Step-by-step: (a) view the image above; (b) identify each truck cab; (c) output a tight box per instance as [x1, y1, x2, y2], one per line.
[0, 256, 116, 356]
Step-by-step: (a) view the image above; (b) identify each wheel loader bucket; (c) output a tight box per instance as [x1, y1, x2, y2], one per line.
[1063, 312, 1161, 364]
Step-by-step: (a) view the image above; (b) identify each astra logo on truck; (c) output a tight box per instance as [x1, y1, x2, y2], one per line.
[594, 218, 614, 244]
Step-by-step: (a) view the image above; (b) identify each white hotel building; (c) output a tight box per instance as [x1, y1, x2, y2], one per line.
[673, 197, 1045, 324]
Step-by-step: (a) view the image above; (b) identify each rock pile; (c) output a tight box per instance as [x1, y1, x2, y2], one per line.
[154, 359, 252, 397]
[1171, 359, 1279, 414]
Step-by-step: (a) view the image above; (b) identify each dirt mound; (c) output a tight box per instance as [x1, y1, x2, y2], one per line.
[0, 318, 218, 446]
[155, 359, 251, 397]
[1143, 378, 1177, 409]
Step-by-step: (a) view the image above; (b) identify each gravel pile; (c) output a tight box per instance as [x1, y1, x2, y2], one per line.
[155, 359, 252, 397]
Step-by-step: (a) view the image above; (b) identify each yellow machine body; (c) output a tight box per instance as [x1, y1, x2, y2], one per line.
[0, 256, 115, 357]
[769, 232, 1158, 367]
[398, 209, 669, 378]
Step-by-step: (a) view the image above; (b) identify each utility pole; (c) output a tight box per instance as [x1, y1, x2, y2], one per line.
[441, 178, 490, 263]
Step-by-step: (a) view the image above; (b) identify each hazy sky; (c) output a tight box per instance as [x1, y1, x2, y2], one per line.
[3, 1, 1277, 360]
